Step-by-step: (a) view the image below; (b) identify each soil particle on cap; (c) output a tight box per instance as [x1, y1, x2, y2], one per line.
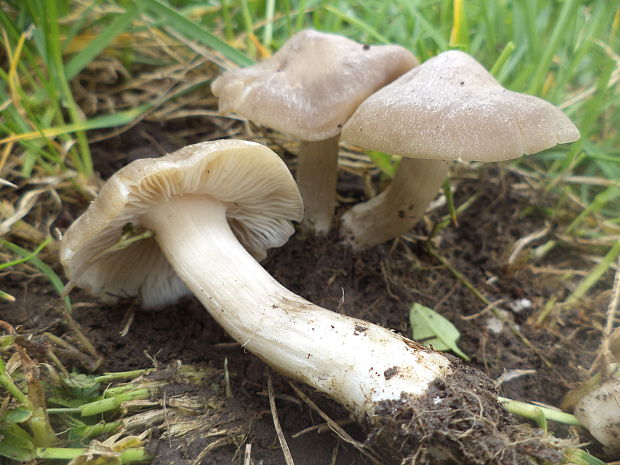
[365, 359, 562, 465]
[354, 324, 368, 334]
[383, 366, 399, 380]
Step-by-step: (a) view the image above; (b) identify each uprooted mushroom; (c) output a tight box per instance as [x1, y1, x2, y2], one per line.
[61, 140, 558, 464]
[340, 50, 580, 250]
[211, 29, 417, 235]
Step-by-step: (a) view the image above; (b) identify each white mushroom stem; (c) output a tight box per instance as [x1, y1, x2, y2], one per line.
[140, 195, 452, 419]
[296, 136, 340, 235]
[341, 158, 450, 250]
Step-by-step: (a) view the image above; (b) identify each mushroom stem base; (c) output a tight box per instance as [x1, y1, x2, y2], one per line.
[341, 158, 449, 250]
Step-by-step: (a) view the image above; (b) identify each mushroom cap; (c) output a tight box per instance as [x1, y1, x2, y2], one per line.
[341, 50, 580, 162]
[60, 139, 303, 308]
[211, 29, 418, 141]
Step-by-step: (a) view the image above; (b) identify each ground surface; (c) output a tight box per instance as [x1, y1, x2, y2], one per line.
[1, 120, 608, 464]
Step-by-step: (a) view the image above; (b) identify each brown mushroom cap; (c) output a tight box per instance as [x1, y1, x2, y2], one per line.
[60, 140, 303, 307]
[341, 50, 580, 161]
[211, 29, 418, 141]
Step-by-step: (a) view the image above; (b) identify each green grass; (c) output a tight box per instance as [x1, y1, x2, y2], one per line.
[2, 3, 618, 158]
[1, 0, 617, 209]
[0, 347, 151, 463]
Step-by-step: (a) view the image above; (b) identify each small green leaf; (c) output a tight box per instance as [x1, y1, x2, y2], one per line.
[409, 303, 470, 361]
[563, 448, 606, 465]
[2, 408, 32, 424]
[0, 290, 15, 302]
[61, 373, 101, 398]
[0, 424, 35, 461]
[0, 335, 15, 349]
[367, 151, 400, 178]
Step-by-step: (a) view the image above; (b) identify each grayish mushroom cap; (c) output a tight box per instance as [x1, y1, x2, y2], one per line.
[341, 50, 580, 161]
[211, 29, 418, 141]
[60, 140, 303, 308]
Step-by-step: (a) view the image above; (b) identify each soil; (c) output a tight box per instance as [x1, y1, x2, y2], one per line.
[1, 119, 610, 464]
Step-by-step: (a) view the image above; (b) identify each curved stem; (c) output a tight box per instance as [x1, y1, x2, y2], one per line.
[297, 137, 340, 235]
[340, 158, 450, 250]
[141, 196, 452, 419]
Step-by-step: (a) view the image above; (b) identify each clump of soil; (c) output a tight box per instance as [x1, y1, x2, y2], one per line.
[368, 360, 560, 465]
[1, 123, 607, 464]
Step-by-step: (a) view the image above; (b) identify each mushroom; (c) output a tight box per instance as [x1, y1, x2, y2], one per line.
[340, 50, 580, 250]
[60, 138, 451, 416]
[60, 140, 554, 463]
[211, 29, 418, 234]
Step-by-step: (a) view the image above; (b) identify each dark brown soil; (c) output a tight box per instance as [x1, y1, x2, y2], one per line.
[1, 122, 609, 464]
[368, 360, 562, 465]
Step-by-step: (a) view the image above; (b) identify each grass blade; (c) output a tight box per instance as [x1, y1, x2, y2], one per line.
[40, 0, 93, 177]
[139, 0, 253, 67]
[263, 0, 276, 47]
[0, 237, 51, 271]
[0, 104, 152, 144]
[449, 0, 469, 50]
[527, 0, 579, 95]
[567, 241, 620, 304]
[2, 240, 72, 311]
[490, 41, 515, 77]
[64, 4, 141, 80]
[322, 5, 390, 43]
